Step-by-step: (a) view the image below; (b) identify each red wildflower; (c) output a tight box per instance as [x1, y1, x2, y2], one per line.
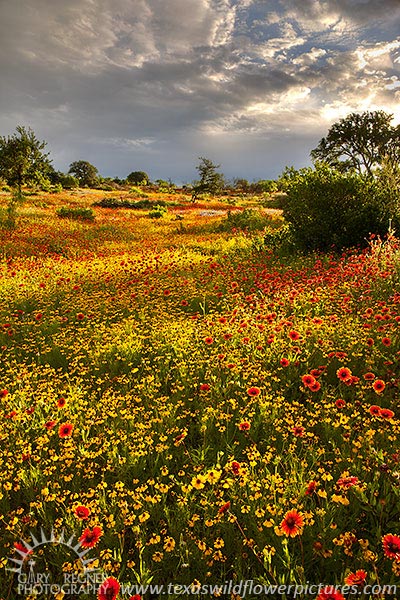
[44, 420, 56, 430]
[292, 426, 305, 437]
[57, 397, 66, 408]
[0, 389, 8, 398]
[280, 358, 290, 367]
[76, 313, 85, 320]
[382, 337, 391, 346]
[366, 337, 374, 346]
[373, 379, 385, 393]
[336, 475, 360, 489]
[369, 405, 381, 416]
[58, 423, 73, 438]
[218, 501, 231, 514]
[199, 383, 210, 392]
[231, 461, 241, 475]
[379, 408, 394, 419]
[247, 386, 261, 397]
[344, 570, 367, 586]
[288, 330, 300, 341]
[364, 372, 375, 380]
[280, 509, 304, 537]
[79, 526, 103, 549]
[316, 587, 345, 600]
[336, 367, 352, 382]
[305, 481, 317, 496]
[204, 337, 213, 345]
[382, 533, 400, 559]
[335, 399, 346, 409]
[98, 576, 120, 600]
[301, 374, 316, 387]
[14, 541, 32, 556]
[74, 505, 90, 520]
[309, 380, 321, 392]
[238, 421, 250, 431]
[129, 596, 142, 600]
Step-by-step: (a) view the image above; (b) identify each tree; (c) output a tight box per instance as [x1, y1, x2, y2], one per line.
[68, 160, 99, 187]
[192, 157, 224, 200]
[311, 111, 398, 176]
[282, 164, 391, 252]
[0, 125, 52, 192]
[126, 171, 150, 185]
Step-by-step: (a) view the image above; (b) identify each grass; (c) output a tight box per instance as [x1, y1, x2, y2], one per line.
[0, 189, 399, 599]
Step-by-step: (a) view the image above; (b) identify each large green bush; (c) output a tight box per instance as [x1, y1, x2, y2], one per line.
[282, 164, 393, 252]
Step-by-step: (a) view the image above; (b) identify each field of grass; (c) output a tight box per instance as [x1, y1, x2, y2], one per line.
[0, 189, 399, 599]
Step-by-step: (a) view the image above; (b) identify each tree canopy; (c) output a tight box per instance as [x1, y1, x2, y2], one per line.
[311, 111, 400, 176]
[68, 160, 99, 187]
[126, 171, 150, 185]
[0, 126, 52, 191]
[192, 157, 224, 200]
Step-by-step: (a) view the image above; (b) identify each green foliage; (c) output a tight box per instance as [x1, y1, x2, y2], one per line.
[148, 204, 167, 219]
[311, 111, 398, 175]
[56, 206, 95, 221]
[192, 157, 225, 200]
[250, 179, 278, 194]
[68, 160, 99, 187]
[94, 197, 167, 209]
[282, 164, 391, 252]
[0, 189, 25, 229]
[126, 171, 150, 185]
[129, 186, 149, 198]
[217, 209, 271, 232]
[0, 126, 52, 191]
[264, 223, 295, 253]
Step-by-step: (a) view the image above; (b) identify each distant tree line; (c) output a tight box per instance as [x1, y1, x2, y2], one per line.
[1, 111, 400, 248]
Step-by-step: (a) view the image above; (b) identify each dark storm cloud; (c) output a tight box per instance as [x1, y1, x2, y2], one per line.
[0, 0, 399, 180]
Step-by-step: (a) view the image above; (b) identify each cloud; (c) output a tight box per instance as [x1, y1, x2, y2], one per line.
[0, 0, 399, 180]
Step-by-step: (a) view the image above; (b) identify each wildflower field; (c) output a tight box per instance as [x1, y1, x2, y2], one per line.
[0, 189, 399, 599]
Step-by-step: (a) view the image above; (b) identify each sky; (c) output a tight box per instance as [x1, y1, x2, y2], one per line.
[1, 0, 400, 183]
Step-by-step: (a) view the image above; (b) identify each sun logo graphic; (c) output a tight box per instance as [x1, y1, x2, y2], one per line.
[7, 528, 105, 597]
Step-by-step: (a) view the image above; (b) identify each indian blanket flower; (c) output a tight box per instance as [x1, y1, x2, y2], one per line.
[305, 481, 317, 496]
[218, 501, 231, 514]
[238, 421, 250, 431]
[74, 505, 90, 520]
[344, 570, 367, 586]
[79, 526, 103, 549]
[301, 374, 316, 387]
[373, 379, 386, 393]
[382, 534, 400, 559]
[58, 423, 73, 438]
[98, 576, 120, 600]
[57, 396, 66, 408]
[280, 509, 304, 537]
[369, 405, 381, 417]
[316, 588, 345, 600]
[336, 475, 360, 490]
[336, 367, 352, 382]
[379, 408, 394, 419]
[247, 386, 261, 397]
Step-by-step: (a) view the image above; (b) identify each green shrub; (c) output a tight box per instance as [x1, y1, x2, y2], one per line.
[94, 197, 167, 209]
[56, 206, 95, 221]
[282, 164, 391, 252]
[264, 223, 295, 251]
[148, 204, 167, 219]
[130, 186, 149, 198]
[216, 209, 271, 232]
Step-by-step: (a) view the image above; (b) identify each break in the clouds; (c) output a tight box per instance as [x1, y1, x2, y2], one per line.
[0, 0, 400, 181]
